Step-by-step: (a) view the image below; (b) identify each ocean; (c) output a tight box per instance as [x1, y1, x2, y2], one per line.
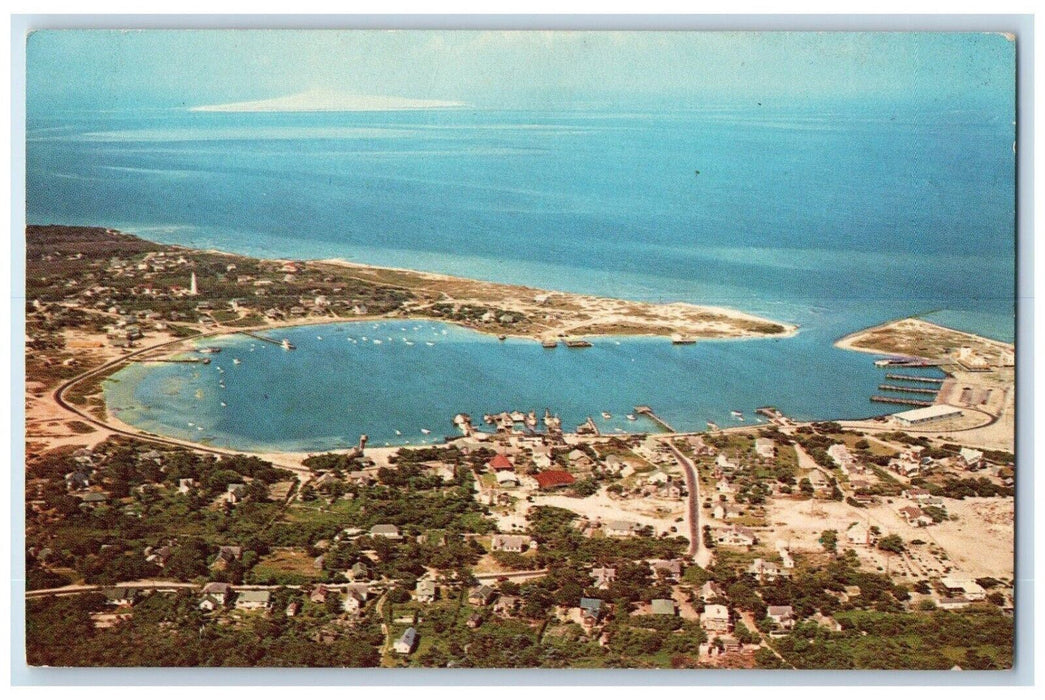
[27, 104, 1015, 450]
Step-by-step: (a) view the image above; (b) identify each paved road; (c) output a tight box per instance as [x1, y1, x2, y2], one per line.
[50, 330, 313, 476]
[665, 440, 711, 567]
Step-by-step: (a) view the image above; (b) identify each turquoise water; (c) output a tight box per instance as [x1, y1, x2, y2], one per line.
[28, 105, 1014, 450]
[103, 320, 947, 452]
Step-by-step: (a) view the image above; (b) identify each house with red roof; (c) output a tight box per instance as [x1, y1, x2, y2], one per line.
[534, 470, 576, 490]
[488, 453, 514, 471]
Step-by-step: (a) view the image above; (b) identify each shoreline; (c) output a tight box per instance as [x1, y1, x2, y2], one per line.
[834, 316, 1014, 359]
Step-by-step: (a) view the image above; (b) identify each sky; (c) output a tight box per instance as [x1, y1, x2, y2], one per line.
[25, 30, 1015, 113]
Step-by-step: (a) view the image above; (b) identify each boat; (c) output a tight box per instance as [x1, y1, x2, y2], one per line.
[421, 428, 431, 435]
[233, 358, 241, 365]
[706, 420, 719, 431]
[626, 414, 637, 421]
[373, 339, 382, 345]
[671, 335, 696, 345]
[316, 335, 323, 340]
[601, 411, 612, 419]
[541, 339, 558, 348]
[731, 410, 744, 420]
[426, 342, 435, 346]
[395, 430, 402, 436]
[498, 334, 507, 341]
[564, 339, 593, 348]
[220, 401, 227, 407]
[281, 339, 296, 350]
[198, 347, 222, 354]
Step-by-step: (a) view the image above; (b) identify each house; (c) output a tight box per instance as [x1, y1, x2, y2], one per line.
[702, 604, 731, 633]
[959, 448, 984, 469]
[198, 593, 225, 611]
[827, 443, 856, 472]
[846, 522, 871, 546]
[713, 504, 743, 520]
[490, 534, 535, 553]
[940, 577, 987, 602]
[369, 524, 401, 539]
[715, 525, 756, 547]
[603, 519, 642, 537]
[177, 478, 197, 494]
[495, 471, 520, 487]
[650, 598, 677, 616]
[235, 590, 271, 611]
[285, 601, 300, 617]
[534, 470, 576, 490]
[487, 453, 514, 472]
[592, 567, 616, 590]
[201, 581, 231, 597]
[216, 546, 243, 565]
[766, 605, 795, 629]
[350, 562, 370, 581]
[699, 581, 726, 603]
[416, 580, 437, 603]
[747, 558, 787, 583]
[102, 587, 139, 607]
[468, 584, 497, 607]
[903, 488, 932, 502]
[309, 584, 331, 604]
[579, 597, 604, 624]
[935, 597, 971, 610]
[64, 471, 91, 491]
[393, 627, 418, 655]
[899, 505, 933, 527]
[649, 559, 682, 580]
[754, 438, 776, 459]
[494, 595, 521, 616]
[225, 483, 247, 504]
[341, 584, 371, 614]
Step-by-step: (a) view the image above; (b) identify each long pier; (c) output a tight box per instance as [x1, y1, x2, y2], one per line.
[238, 331, 284, 345]
[878, 384, 939, 396]
[885, 374, 944, 384]
[634, 405, 676, 432]
[870, 395, 934, 407]
[132, 357, 211, 365]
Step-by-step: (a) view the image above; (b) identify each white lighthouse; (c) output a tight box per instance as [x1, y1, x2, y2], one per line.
[189, 272, 198, 296]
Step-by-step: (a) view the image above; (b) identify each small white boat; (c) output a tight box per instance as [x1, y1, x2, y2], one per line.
[281, 339, 296, 350]
[395, 430, 402, 436]
[626, 414, 636, 421]
[188, 422, 195, 427]
[233, 358, 241, 365]
[731, 410, 744, 421]
[197, 426, 203, 431]
[425, 341, 435, 346]
[421, 428, 431, 435]
[362, 336, 368, 341]
[220, 402, 227, 407]
[373, 339, 383, 344]
[316, 335, 323, 340]
[405, 341, 414, 346]
[601, 411, 612, 419]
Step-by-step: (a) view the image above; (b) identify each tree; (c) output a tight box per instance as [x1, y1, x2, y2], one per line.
[877, 534, 905, 554]
[819, 529, 838, 553]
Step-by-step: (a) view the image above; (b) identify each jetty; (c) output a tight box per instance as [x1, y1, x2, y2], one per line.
[564, 339, 593, 348]
[133, 357, 211, 365]
[633, 405, 675, 432]
[878, 384, 939, 396]
[238, 331, 285, 346]
[870, 395, 934, 407]
[885, 374, 944, 384]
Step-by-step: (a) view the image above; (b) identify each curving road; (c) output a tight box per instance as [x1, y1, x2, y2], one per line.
[50, 329, 313, 476]
[665, 440, 711, 567]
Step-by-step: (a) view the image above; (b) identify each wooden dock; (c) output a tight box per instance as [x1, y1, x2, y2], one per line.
[885, 374, 944, 384]
[634, 405, 675, 432]
[133, 357, 211, 365]
[238, 331, 284, 345]
[878, 384, 939, 396]
[870, 395, 934, 407]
